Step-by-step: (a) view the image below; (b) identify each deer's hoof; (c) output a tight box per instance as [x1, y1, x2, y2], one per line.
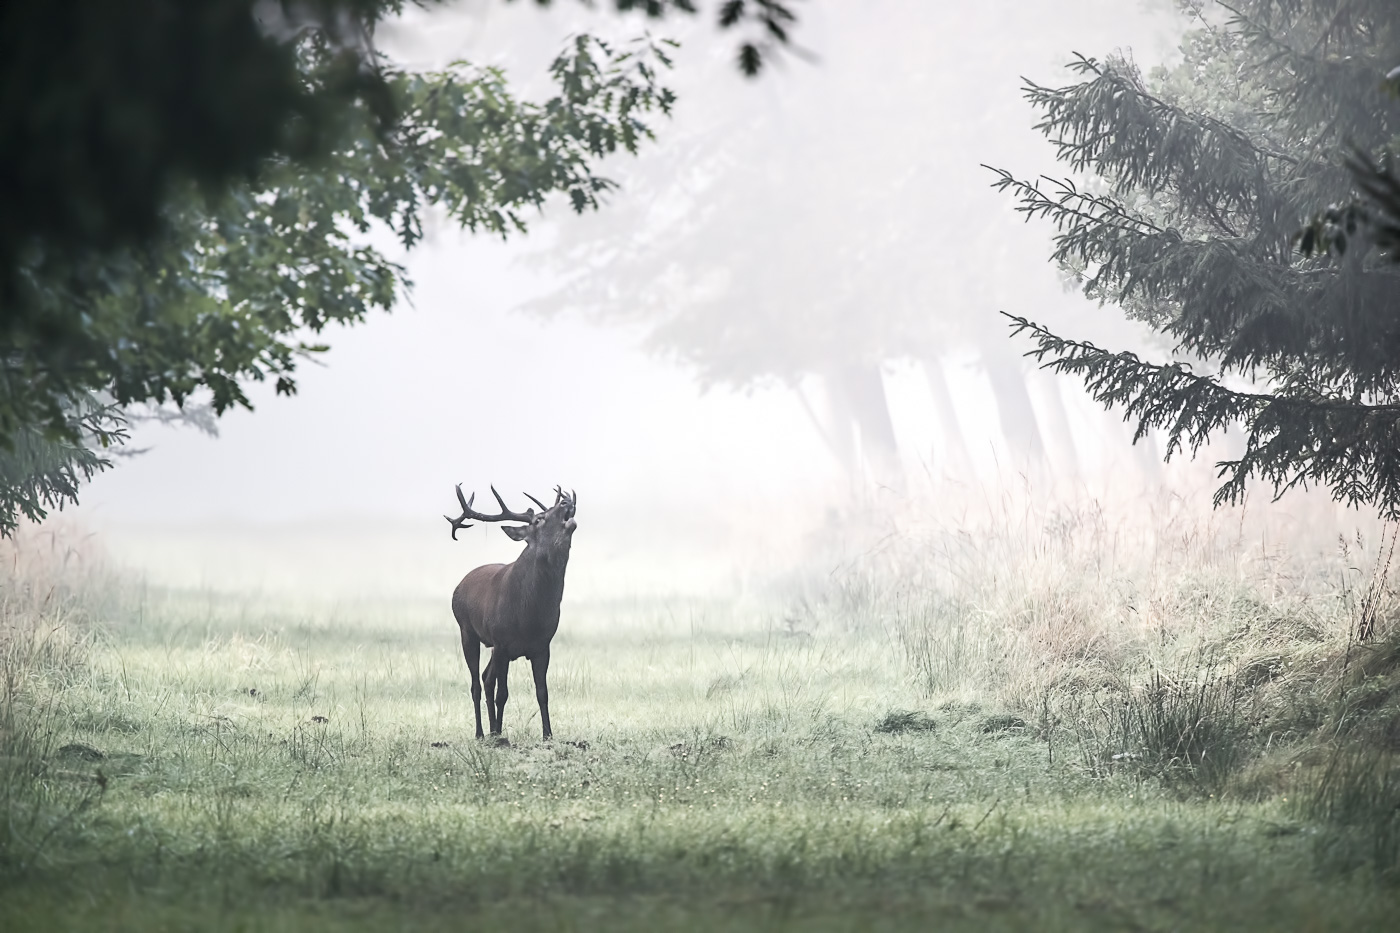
[489, 735, 511, 748]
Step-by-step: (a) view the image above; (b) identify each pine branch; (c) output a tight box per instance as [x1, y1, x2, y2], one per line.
[988, 168, 1400, 398]
[1005, 313, 1400, 516]
[985, 169, 1164, 239]
[1221, 0, 1397, 151]
[1022, 55, 1296, 236]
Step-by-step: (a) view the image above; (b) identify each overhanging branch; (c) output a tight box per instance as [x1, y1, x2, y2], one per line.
[1004, 312, 1400, 516]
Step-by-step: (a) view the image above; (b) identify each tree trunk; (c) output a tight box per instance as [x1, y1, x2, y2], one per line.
[979, 336, 1046, 467]
[831, 361, 903, 494]
[1028, 370, 1081, 485]
[922, 356, 974, 481]
[797, 378, 858, 489]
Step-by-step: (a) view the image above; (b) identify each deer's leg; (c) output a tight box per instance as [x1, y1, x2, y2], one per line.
[531, 649, 552, 741]
[493, 655, 511, 735]
[483, 650, 500, 735]
[461, 629, 484, 739]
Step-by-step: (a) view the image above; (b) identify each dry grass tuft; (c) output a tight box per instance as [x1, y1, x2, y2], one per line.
[776, 485, 1400, 811]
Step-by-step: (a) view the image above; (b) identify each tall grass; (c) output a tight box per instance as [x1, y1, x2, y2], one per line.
[0, 523, 130, 874]
[776, 486, 1398, 802]
[1293, 617, 1400, 879]
[0, 523, 111, 689]
[1058, 661, 1247, 794]
[1301, 741, 1400, 881]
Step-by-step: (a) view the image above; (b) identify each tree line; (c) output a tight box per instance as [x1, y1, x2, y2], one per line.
[2, 0, 1398, 532]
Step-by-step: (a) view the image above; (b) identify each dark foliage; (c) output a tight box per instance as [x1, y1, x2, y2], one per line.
[1296, 67, 1400, 262]
[0, 0, 394, 323]
[875, 710, 938, 734]
[0, 7, 682, 533]
[4, 33, 678, 442]
[0, 0, 800, 534]
[541, 0, 801, 75]
[0, 0, 796, 319]
[1297, 151, 1400, 263]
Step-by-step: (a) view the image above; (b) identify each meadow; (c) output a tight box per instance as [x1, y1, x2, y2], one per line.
[4, 495, 1400, 931]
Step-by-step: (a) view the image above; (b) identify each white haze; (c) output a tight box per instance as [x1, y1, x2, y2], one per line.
[63, 1, 1368, 600]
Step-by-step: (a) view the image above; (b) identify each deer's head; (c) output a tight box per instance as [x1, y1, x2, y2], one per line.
[446, 485, 577, 555]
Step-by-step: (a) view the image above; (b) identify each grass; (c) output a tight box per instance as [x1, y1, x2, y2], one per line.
[4, 499, 1400, 930]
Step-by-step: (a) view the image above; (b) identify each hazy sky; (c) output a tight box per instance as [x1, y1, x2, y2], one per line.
[65, 1, 1193, 599]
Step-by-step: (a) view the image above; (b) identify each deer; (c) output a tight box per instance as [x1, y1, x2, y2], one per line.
[445, 484, 577, 742]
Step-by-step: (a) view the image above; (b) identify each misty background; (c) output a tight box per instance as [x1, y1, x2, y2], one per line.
[62, 1, 1274, 600]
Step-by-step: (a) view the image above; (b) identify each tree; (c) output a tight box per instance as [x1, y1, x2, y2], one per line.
[0, 0, 802, 533]
[529, 0, 802, 76]
[0, 30, 677, 533]
[521, 1, 1161, 492]
[0, 0, 390, 322]
[0, 0, 795, 321]
[1295, 67, 1400, 262]
[993, 0, 1400, 515]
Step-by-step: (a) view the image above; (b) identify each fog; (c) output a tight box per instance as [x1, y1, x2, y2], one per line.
[64, 1, 1336, 600]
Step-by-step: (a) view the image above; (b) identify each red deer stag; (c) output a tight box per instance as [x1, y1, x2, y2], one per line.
[446, 484, 577, 741]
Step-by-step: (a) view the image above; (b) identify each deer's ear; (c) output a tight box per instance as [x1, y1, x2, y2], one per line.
[501, 524, 529, 542]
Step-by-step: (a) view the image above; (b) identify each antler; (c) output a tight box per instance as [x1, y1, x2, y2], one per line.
[444, 484, 536, 541]
[553, 486, 577, 518]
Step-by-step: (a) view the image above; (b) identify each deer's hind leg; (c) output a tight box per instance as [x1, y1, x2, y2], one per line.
[460, 627, 485, 739]
[485, 649, 510, 736]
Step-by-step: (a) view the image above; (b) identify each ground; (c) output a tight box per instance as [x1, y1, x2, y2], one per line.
[2, 579, 1397, 931]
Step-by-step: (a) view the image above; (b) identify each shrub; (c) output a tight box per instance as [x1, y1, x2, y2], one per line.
[1060, 662, 1248, 795]
[874, 709, 937, 734]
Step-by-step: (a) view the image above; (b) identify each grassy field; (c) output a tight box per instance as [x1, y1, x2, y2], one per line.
[4, 503, 1400, 930]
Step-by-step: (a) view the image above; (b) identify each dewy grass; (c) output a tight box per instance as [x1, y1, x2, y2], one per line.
[2, 497, 1400, 929]
[1301, 741, 1400, 881]
[1055, 661, 1247, 795]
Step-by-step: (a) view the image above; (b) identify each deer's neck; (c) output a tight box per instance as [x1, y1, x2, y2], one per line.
[513, 544, 569, 603]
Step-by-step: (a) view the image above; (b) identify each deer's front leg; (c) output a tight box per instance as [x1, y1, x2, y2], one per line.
[492, 654, 510, 735]
[483, 651, 500, 735]
[531, 649, 552, 740]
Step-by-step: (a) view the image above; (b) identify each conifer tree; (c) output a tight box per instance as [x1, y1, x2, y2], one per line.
[992, 0, 1400, 514]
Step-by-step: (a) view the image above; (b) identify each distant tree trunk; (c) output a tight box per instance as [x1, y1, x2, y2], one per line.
[922, 357, 974, 481]
[797, 378, 858, 488]
[1092, 406, 1162, 484]
[830, 361, 903, 494]
[1133, 426, 1163, 483]
[1029, 370, 1081, 485]
[979, 336, 1046, 467]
